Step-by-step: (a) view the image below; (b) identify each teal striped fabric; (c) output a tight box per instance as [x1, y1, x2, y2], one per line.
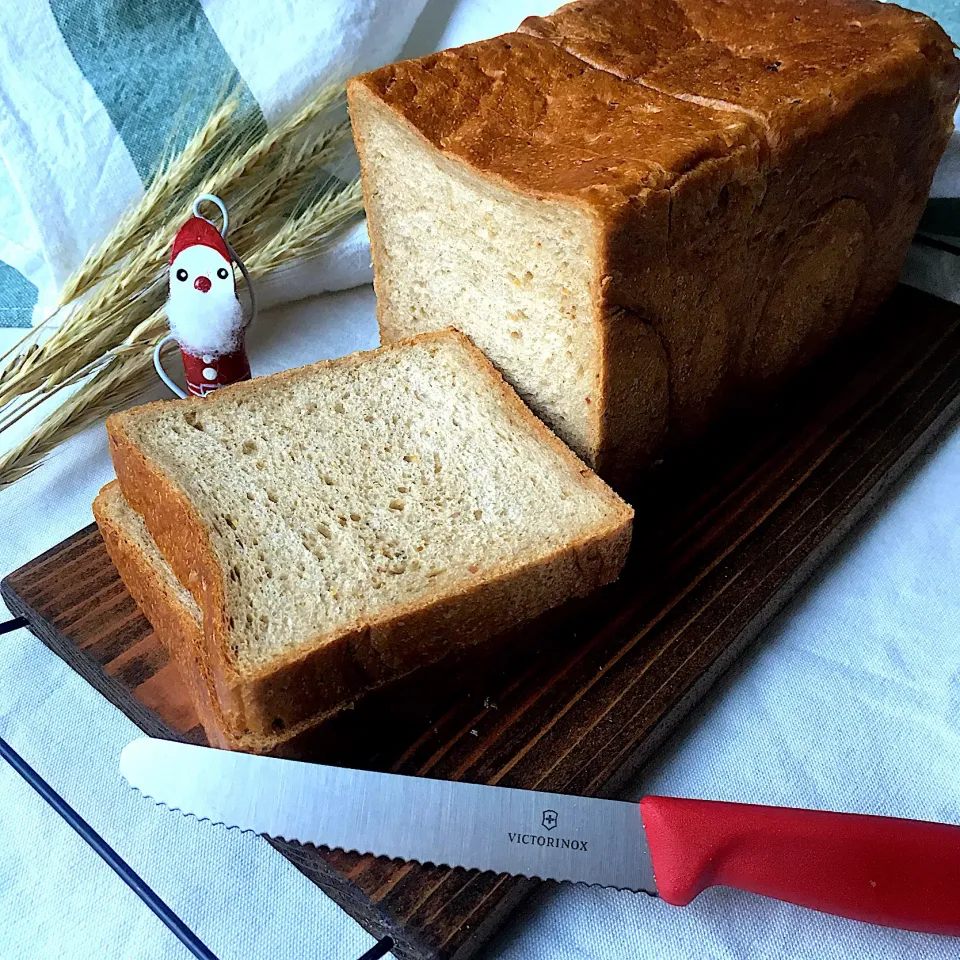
[49, 0, 263, 183]
[0, 261, 37, 329]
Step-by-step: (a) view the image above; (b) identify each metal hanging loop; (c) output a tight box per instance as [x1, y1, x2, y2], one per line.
[192, 193, 229, 237]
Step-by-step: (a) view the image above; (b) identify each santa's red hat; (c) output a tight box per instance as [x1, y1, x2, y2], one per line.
[170, 217, 231, 265]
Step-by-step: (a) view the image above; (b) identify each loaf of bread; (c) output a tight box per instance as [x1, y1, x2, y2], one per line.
[348, 0, 959, 487]
[105, 330, 632, 742]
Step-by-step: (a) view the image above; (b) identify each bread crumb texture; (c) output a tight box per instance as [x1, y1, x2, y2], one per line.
[105, 487, 201, 618]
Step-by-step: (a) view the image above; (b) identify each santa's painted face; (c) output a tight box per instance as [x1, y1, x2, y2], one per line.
[166, 242, 244, 357]
[169, 244, 236, 300]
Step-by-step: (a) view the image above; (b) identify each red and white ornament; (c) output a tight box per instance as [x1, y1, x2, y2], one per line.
[155, 195, 254, 398]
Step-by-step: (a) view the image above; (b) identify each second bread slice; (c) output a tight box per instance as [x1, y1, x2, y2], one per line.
[94, 481, 343, 754]
[108, 329, 633, 739]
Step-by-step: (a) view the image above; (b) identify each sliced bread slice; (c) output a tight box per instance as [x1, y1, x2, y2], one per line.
[107, 329, 633, 739]
[93, 481, 227, 744]
[95, 480, 535, 757]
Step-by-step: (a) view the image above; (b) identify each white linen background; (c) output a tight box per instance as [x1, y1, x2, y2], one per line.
[1, 1, 960, 959]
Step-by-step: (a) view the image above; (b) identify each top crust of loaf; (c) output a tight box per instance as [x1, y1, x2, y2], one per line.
[520, 0, 959, 149]
[350, 3, 957, 211]
[107, 329, 633, 735]
[349, 32, 762, 214]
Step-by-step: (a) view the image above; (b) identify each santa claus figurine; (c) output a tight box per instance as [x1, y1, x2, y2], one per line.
[155, 197, 253, 398]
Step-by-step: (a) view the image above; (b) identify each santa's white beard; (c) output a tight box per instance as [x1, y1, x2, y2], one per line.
[166, 289, 244, 356]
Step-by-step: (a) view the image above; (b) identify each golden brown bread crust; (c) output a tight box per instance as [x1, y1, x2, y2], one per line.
[520, 0, 958, 147]
[107, 329, 633, 738]
[349, 32, 765, 467]
[594, 304, 671, 488]
[106, 414, 248, 729]
[93, 482, 231, 748]
[521, 0, 960, 386]
[350, 32, 759, 203]
[350, 4, 959, 480]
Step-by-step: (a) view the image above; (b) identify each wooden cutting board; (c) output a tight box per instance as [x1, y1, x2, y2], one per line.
[5, 285, 960, 960]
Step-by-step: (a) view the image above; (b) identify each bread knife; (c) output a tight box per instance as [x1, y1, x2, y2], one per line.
[120, 737, 960, 935]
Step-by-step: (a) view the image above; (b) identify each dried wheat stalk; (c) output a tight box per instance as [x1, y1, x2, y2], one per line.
[0, 346, 163, 487]
[0, 81, 365, 487]
[59, 94, 252, 307]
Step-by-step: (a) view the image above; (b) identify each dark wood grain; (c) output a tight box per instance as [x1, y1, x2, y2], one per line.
[5, 285, 960, 960]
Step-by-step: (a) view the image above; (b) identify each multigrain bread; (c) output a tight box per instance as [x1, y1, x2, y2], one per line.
[518, 0, 958, 379]
[348, 0, 959, 487]
[93, 482, 228, 745]
[107, 330, 632, 740]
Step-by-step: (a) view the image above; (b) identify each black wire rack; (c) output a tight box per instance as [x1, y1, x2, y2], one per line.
[1, 616, 393, 960]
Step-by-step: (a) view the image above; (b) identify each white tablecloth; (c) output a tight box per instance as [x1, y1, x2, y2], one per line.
[3, 283, 960, 960]
[4, 0, 960, 954]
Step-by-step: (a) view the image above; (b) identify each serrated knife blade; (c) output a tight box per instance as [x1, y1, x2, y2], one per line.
[119, 737, 654, 891]
[120, 737, 960, 935]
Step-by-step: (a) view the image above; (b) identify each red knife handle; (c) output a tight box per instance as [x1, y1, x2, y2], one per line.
[639, 795, 960, 935]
